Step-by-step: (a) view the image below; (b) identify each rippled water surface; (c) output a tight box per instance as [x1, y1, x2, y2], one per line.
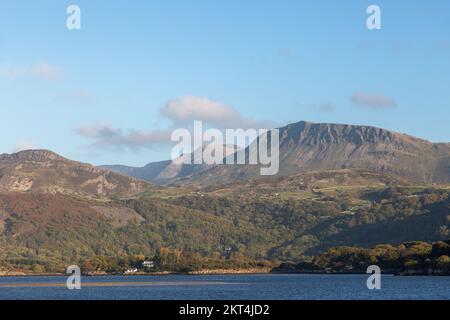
[0, 274, 449, 300]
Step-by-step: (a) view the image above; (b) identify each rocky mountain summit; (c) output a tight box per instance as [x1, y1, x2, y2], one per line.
[0, 149, 151, 198]
[105, 121, 449, 186]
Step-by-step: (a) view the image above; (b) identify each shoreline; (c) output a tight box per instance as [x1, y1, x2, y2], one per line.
[0, 268, 271, 278]
[2, 269, 449, 277]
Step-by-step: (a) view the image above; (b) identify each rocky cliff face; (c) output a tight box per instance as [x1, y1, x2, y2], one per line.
[0, 150, 151, 198]
[162, 121, 450, 186]
[274, 121, 450, 183]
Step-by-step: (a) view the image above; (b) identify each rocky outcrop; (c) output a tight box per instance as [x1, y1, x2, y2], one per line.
[0, 149, 152, 198]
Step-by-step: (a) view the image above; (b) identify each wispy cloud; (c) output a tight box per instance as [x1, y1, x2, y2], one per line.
[350, 93, 396, 110]
[29, 61, 61, 80]
[0, 61, 62, 80]
[75, 96, 275, 151]
[310, 102, 334, 113]
[74, 123, 171, 151]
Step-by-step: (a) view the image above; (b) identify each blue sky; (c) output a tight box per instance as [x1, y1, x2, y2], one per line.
[0, 0, 449, 166]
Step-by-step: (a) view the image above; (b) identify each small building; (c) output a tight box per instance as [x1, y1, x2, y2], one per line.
[124, 268, 138, 275]
[142, 260, 154, 269]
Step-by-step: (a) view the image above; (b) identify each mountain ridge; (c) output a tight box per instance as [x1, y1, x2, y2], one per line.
[0, 131, 449, 273]
[100, 121, 450, 186]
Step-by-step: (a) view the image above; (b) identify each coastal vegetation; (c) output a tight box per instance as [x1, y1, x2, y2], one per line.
[273, 240, 450, 276]
[1, 185, 449, 274]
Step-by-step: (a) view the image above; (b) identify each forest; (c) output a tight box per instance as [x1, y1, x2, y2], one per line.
[1, 186, 449, 274]
[273, 240, 450, 276]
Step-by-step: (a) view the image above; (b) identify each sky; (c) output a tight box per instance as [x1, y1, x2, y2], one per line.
[0, 0, 449, 166]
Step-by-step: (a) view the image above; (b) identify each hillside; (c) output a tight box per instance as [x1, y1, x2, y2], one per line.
[1, 162, 449, 273]
[0, 122, 449, 274]
[0, 150, 151, 198]
[102, 121, 450, 186]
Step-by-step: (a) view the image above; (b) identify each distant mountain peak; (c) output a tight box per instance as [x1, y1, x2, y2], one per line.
[0, 149, 69, 162]
[280, 121, 426, 146]
[0, 149, 151, 198]
[101, 144, 242, 183]
[101, 120, 449, 186]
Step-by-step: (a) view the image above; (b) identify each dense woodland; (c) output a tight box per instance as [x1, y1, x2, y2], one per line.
[273, 240, 450, 275]
[1, 186, 449, 274]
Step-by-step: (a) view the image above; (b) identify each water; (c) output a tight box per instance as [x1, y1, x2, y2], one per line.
[0, 274, 449, 300]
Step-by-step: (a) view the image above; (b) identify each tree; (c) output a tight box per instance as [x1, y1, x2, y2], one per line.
[436, 255, 450, 271]
[32, 264, 45, 273]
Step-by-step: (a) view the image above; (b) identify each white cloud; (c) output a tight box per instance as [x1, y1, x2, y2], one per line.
[160, 95, 273, 129]
[350, 93, 396, 109]
[75, 96, 276, 151]
[29, 61, 61, 80]
[0, 65, 21, 78]
[161, 96, 238, 126]
[0, 61, 62, 80]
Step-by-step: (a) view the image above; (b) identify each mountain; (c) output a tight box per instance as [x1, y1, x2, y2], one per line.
[102, 121, 450, 186]
[1, 148, 449, 274]
[0, 149, 151, 198]
[100, 144, 238, 184]
[275, 121, 450, 183]
[101, 160, 174, 184]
